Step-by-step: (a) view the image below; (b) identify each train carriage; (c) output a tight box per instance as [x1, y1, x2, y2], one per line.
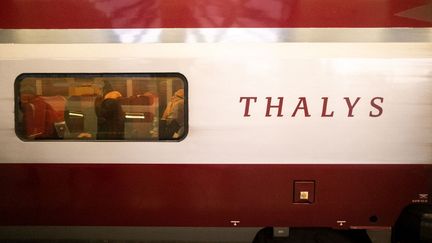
[0, 0, 431, 242]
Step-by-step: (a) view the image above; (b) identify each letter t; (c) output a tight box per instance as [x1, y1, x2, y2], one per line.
[239, 97, 258, 117]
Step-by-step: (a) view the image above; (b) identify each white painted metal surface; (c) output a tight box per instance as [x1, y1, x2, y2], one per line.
[0, 43, 431, 164]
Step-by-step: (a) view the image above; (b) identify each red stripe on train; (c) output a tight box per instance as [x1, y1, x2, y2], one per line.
[0, 0, 431, 29]
[0, 164, 430, 227]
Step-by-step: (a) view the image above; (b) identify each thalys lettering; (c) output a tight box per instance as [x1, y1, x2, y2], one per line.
[239, 97, 384, 117]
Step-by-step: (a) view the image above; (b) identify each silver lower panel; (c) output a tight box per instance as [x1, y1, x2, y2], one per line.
[0, 28, 431, 43]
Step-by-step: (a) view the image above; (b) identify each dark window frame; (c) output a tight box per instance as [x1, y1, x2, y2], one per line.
[14, 73, 189, 142]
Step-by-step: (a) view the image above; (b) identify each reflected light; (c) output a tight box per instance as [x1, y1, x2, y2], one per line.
[69, 112, 84, 117]
[125, 113, 146, 119]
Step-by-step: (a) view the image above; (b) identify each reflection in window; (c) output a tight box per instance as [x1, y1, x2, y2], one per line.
[16, 74, 187, 141]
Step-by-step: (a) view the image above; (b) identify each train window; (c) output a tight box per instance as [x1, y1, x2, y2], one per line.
[15, 73, 188, 141]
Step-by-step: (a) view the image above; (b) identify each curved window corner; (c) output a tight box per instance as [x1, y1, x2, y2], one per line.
[15, 73, 188, 141]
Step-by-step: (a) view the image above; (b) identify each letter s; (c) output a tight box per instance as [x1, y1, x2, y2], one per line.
[369, 97, 384, 117]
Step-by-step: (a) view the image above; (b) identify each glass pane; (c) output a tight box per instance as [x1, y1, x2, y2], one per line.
[15, 74, 187, 141]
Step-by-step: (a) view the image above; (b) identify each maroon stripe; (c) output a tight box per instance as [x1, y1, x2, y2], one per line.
[0, 164, 430, 228]
[0, 0, 431, 29]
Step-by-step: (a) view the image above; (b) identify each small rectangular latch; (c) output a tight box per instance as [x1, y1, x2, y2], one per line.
[293, 180, 315, 203]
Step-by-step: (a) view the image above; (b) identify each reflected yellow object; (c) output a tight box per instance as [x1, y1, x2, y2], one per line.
[104, 91, 122, 100]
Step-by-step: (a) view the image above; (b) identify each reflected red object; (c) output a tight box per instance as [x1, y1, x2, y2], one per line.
[24, 96, 66, 139]
[0, 0, 431, 28]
